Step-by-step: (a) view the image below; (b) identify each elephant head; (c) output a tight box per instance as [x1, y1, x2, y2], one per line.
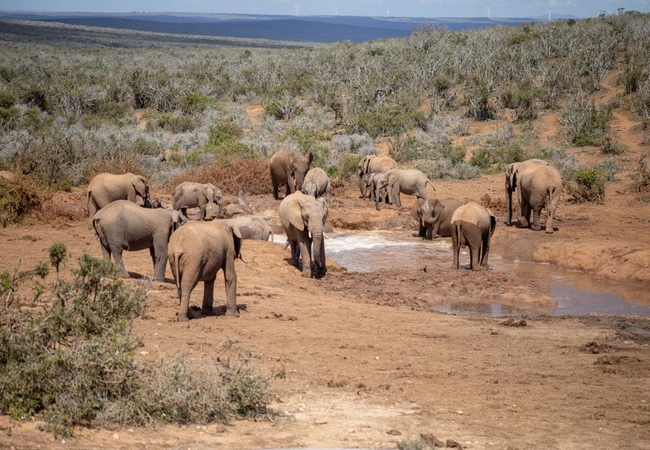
[203, 183, 223, 211]
[412, 198, 445, 226]
[132, 175, 151, 206]
[505, 162, 520, 226]
[291, 151, 314, 192]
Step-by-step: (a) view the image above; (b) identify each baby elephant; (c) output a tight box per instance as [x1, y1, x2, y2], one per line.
[301, 167, 331, 202]
[450, 202, 496, 270]
[168, 221, 243, 321]
[92, 200, 186, 281]
[171, 182, 223, 221]
[412, 197, 462, 239]
[222, 216, 273, 241]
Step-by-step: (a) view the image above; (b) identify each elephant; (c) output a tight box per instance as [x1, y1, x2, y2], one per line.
[269, 149, 314, 200]
[375, 168, 435, 210]
[218, 190, 254, 219]
[87, 172, 152, 220]
[158, 148, 187, 162]
[368, 171, 391, 204]
[450, 202, 496, 270]
[279, 191, 328, 278]
[411, 197, 462, 239]
[301, 167, 331, 202]
[0, 170, 15, 181]
[505, 159, 562, 233]
[171, 181, 223, 221]
[357, 154, 397, 198]
[92, 200, 186, 281]
[222, 216, 273, 241]
[168, 221, 243, 321]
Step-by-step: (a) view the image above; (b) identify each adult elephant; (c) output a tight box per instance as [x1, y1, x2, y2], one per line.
[87, 172, 152, 219]
[376, 168, 435, 210]
[301, 167, 331, 202]
[450, 202, 496, 270]
[411, 197, 462, 239]
[505, 159, 562, 233]
[358, 154, 397, 199]
[171, 181, 223, 221]
[168, 221, 242, 321]
[222, 216, 273, 241]
[279, 191, 328, 278]
[92, 200, 185, 281]
[269, 149, 314, 200]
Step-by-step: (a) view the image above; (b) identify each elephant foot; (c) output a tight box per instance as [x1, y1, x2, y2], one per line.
[519, 217, 529, 228]
[201, 308, 215, 317]
[177, 315, 190, 322]
[225, 308, 240, 317]
[301, 271, 312, 278]
[531, 224, 541, 231]
[545, 229, 555, 234]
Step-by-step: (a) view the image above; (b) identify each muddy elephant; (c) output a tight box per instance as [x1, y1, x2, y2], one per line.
[279, 191, 328, 278]
[411, 197, 462, 239]
[505, 159, 562, 233]
[87, 172, 152, 220]
[92, 200, 185, 281]
[158, 148, 187, 162]
[358, 154, 397, 198]
[451, 202, 496, 270]
[218, 190, 254, 219]
[376, 169, 435, 210]
[171, 182, 223, 221]
[301, 167, 331, 202]
[168, 221, 242, 321]
[270, 150, 314, 200]
[222, 216, 273, 241]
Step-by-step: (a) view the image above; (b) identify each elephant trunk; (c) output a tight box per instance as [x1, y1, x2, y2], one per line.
[295, 172, 306, 192]
[505, 184, 513, 226]
[358, 173, 365, 197]
[312, 229, 324, 272]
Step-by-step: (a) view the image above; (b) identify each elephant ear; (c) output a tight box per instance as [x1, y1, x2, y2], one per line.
[133, 176, 149, 198]
[317, 197, 329, 225]
[305, 151, 314, 167]
[432, 200, 445, 219]
[486, 208, 497, 234]
[229, 225, 243, 260]
[411, 198, 424, 221]
[286, 198, 306, 231]
[506, 163, 518, 191]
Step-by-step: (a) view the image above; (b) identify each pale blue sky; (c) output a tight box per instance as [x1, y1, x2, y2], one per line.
[1, 0, 649, 18]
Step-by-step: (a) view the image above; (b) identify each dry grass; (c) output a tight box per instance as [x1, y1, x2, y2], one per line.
[167, 158, 271, 195]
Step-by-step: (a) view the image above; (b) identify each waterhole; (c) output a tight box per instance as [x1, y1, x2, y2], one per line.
[274, 231, 650, 318]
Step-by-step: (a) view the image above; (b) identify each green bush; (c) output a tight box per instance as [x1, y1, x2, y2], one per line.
[0, 176, 42, 227]
[416, 160, 480, 181]
[336, 154, 363, 182]
[622, 66, 643, 94]
[0, 92, 16, 109]
[570, 167, 606, 203]
[157, 114, 196, 133]
[465, 82, 496, 121]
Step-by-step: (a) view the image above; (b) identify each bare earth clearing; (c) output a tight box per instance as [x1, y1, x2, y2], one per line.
[1, 81, 650, 449]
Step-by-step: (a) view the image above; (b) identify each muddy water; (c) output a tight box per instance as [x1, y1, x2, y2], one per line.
[273, 231, 650, 318]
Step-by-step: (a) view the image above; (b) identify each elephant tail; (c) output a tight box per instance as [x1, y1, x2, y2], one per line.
[171, 252, 182, 302]
[92, 216, 106, 245]
[426, 180, 436, 192]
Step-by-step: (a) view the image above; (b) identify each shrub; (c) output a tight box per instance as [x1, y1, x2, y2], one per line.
[416, 159, 480, 181]
[168, 158, 271, 195]
[336, 154, 363, 182]
[0, 175, 42, 227]
[601, 136, 624, 155]
[621, 66, 643, 94]
[559, 95, 611, 146]
[156, 114, 196, 133]
[630, 154, 650, 192]
[264, 91, 303, 120]
[465, 82, 496, 121]
[0, 254, 273, 436]
[569, 167, 606, 203]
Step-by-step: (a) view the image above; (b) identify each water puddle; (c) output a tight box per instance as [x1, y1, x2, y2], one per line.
[273, 231, 650, 318]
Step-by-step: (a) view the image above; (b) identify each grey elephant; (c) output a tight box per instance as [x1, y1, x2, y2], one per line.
[87, 172, 152, 219]
[92, 200, 185, 281]
[279, 191, 328, 278]
[505, 159, 562, 233]
[222, 216, 273, 241]
[301, 167, 331, 202]
[450, 202, 496, 270]
[358, 154, 397, 198]
[411, 197, 462, 239]
[376, 168, 435, 210]
[218, 190, 254, 219]
[171, 181, 223, 221]
[270, 149, 314, 200]
[168, 221, 243, 321]
[365, 172, 390, 204]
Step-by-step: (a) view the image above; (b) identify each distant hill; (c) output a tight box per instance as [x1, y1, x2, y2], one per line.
[0, 12, 542, 43]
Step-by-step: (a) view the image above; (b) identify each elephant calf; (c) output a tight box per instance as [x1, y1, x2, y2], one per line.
[301, 167, 331, 202]
[450, 202, 496, 270]
[87, 172, 152, 220]
[168, 221, 242, 321]
[222, 216, 273, 241]
[92, 200, 185, 281]
[411, 197, 462, 239]
[171, 181, 223, 221]
[376, 169, 435, 210]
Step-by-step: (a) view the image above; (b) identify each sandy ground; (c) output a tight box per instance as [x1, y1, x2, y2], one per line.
[1, 75, 650, 449]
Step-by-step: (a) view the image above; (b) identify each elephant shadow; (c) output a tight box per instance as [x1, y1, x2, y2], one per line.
[282, 257, 325, 279]
[508, 219, 559, 232]
[187, 304, 248, 319]
[126, 271, 176, 284]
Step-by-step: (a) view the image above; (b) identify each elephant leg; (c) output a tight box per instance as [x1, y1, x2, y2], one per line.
[545, 202, 557, 234]
[289, 240, 299, 266]
[479, 231, 491, 269]
[520, 202, 531, 228]
[223, 260, 239, 317]
[298, 240, 312, 277]
[392, 186, 402, 210]
[151, 242, 167, 282]
[430, 222, 440, 240]
[272, 177, 280, 200]
[201, 277, 216, 315]
[531, 207, 542, 231]
[316, 236, 326, 276]
[111, 248, 130, 278]
[451, 224, 460, 269]
[99, 241, 112, 262]
[178, 276, 199, 321]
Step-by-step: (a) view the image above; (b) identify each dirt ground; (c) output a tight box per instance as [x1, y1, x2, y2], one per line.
[2, 78, 650, 449]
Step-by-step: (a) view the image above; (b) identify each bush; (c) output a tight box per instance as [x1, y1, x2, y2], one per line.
[336, 154, 363, 182]
[630, 154, 650, 192]
[569, 167, 606, 203]
[0, 175, 42, 226]
[168, 158, 271, 195]
[465, 82, 496, 121]
[156, 114, 196, 133]
[0, 254, 273, 436]
[416, 159, 480, 181]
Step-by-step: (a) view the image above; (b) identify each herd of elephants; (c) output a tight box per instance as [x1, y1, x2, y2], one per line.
[84, 149, 563, 321]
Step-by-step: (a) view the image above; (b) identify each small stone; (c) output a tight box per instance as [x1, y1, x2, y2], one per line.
[113, 433, 119, 440]
[386, 429, 402, 436]
[446, 439, 463, 449]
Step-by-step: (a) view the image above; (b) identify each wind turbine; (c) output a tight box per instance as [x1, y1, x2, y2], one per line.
[333, 7, 338, 16]
[487, 6, 491, 19]
[386, 7, 390, 17]
[546, 9, 552, 21]
[295, 5, 299, 16]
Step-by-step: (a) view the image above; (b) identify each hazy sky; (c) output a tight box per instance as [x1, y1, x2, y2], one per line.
[1, 0, 649, 18]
